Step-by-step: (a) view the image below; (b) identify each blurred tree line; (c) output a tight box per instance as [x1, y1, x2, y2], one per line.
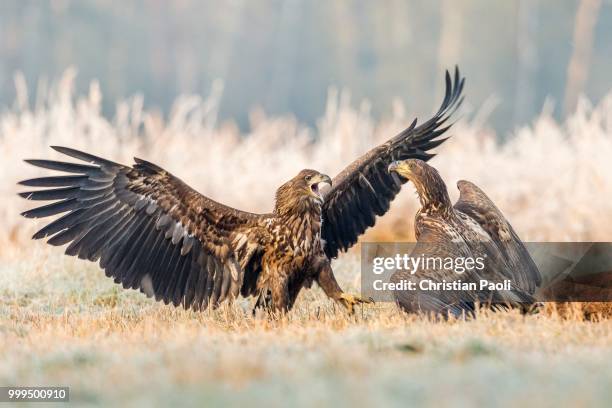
[1, 0, 611, 135]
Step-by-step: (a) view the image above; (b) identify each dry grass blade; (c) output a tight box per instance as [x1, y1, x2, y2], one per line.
[2, 74, 612, 405]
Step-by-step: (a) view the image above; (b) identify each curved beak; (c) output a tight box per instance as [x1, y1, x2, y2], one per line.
[388, 161, 401, 173]
[319, 174, 332, 187]
[309, 173, 332, 200]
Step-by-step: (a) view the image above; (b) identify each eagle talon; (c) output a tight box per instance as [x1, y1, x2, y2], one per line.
[338, 293, 374, 314]
[18, 69, 463, 315]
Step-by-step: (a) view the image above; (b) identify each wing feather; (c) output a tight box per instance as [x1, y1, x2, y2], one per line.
[322, 67, 465, 258]
[393, 215, 532, 317]
[19, 146, 264, 310]
[454, 180, 542, 293]
[182, 246, 201, 307]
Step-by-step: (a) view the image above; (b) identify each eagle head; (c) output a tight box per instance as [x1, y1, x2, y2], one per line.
[274, 169, 332, 216]
[388, 159, 429, 183]
[388, 159, 451, 211]
[291, 169, 332, 202]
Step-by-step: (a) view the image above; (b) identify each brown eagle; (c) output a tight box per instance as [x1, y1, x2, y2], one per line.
[19, 69, 464, 313]
[388, 159, 541, 317]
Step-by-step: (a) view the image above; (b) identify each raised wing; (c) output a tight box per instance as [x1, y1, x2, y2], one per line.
[19, 146, 263, 310]
[393, 215, 534, 317]
[454, 180, 542, 294]
[322, 67, 465, 258]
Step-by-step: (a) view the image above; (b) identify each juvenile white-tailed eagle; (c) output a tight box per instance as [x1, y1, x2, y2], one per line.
[388, 159, 541, 316]
[19, 69, 464, 313]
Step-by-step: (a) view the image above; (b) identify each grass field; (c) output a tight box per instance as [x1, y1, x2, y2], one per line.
[0, 249, 612, 406]
[2, 249, 612, 407]
[2, 74, 612, 406]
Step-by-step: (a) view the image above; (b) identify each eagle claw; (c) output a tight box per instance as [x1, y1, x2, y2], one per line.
[338, 293, 374, 314]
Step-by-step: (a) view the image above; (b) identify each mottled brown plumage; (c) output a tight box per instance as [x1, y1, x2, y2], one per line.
[388, 159, 541, 317]
[19, 68, 464, 313]
[454, 180, 542, 294]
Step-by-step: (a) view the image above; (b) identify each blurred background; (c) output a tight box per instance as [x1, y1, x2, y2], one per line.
[1, 0, 611, 136]
[1, 0, 612, 254]
[2, 4, 612, 404]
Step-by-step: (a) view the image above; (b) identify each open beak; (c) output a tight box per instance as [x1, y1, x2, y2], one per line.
[310, 174, 332, 200]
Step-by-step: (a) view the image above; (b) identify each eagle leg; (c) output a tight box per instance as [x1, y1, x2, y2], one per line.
[316, 262, 374, 314]
[252, 285, 291, 315]
[252, 290, 273, 316]
[337, 293, 374, 314]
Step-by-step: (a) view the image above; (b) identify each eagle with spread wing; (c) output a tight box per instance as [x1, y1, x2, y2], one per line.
[388, 159, 541, 317]
[19, 68, 464, 313]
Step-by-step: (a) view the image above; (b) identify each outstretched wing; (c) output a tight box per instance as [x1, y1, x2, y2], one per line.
[19, 146, 264, 310]
[322, 67, 465, 258]
[454, 180, 542, 293]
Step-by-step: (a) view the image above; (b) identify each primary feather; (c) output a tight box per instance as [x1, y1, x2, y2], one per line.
[389, 159, 541, 317]
[322, 67, 464, 258]
[20, 68, 465, 312]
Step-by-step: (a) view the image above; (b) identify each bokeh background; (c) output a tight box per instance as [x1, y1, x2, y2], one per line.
[2, 0, 612, 253]
[1, 0, 611, 135]
[2, 2, 612, 406]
